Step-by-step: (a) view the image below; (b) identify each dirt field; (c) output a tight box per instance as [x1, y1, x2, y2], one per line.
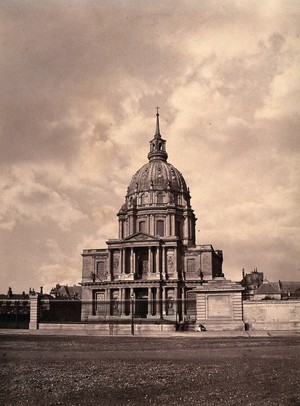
[0, 334, 299, 405]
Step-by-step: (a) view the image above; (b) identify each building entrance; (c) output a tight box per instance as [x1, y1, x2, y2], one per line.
[135, 288, 148, 318]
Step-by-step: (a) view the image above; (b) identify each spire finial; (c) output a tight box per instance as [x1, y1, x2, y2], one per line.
[148, 107, 168, 161]
[155, 106, 160, 136]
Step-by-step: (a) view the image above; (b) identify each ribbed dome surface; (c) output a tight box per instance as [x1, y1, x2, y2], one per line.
[128, 160, 187, 195]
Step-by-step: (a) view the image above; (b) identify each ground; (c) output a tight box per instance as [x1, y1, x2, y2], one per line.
[0, 334, 299, 405]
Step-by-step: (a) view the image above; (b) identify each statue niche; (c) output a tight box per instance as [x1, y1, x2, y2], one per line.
[137, 250, 148, 280]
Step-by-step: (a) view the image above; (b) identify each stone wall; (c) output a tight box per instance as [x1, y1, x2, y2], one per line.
[39, 322, 175, 335]
[243, 300, 300, 331]
[195, 292, 244, 331]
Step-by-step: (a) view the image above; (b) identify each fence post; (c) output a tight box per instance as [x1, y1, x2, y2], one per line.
[29, 293, 40, 330]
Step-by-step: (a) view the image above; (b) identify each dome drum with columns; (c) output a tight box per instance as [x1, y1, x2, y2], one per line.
[81, 110, 223, 323]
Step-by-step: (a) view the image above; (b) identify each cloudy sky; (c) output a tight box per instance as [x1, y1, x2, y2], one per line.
[1, 0, 299, 294]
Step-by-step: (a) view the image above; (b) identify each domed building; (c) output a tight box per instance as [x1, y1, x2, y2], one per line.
[81, 111, 224, 324]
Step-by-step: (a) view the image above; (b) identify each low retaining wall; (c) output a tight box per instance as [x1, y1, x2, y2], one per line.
[39, 322, 176, 335]
[243, 300, 300, 331]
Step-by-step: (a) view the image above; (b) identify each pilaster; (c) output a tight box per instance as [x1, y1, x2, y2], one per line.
[29, 294, 40, 330]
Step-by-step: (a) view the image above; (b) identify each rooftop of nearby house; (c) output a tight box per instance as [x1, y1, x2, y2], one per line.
[255, 281, 281, 295]
[50, 284, 82, 300]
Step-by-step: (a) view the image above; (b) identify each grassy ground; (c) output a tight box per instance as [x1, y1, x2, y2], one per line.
[0, 335, 299, 405]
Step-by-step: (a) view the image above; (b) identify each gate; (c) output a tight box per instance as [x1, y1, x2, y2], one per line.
[0, 299, 30, 329]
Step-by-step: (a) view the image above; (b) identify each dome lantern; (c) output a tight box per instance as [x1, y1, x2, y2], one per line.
[147, 107, 168, 162]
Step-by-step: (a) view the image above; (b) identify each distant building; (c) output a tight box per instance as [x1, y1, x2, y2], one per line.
[279, 281, 300, 299]
[241, 270, 300, 300]
[253, 281, 281, 300]
[0, 287, 51, 328]
[241, 269, 264, 299]
[50, 284, 82, 300]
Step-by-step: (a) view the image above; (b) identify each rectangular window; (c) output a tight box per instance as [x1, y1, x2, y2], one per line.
[157, 192, 163, 204]
[139, 221, 146, 232]
[187, 259, 195, 273]
[97, 261, 105, 275]
[156, 220, 164, 237]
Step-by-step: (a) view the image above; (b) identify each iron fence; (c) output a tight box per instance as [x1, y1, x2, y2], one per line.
[0, 299, 30, 329]
[38, 298, 197, 325]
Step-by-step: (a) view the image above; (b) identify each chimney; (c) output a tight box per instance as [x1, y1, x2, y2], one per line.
[40, 287, 43, 295]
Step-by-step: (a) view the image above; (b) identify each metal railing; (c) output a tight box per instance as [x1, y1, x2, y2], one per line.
[38, 298, 197, 324]
[0, 300, 30, 329]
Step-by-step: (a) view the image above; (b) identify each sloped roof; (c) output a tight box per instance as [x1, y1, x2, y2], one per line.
[279, 281, 300, 293]
[0, 294, 29, 300]
[123, 232, 161, 242]
[255, 281, 281, 295]
[0, 293, 52, 300]
[50, 285, 82, 300]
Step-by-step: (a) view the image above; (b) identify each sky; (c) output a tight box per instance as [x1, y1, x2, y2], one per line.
[1, 0, 299, 294]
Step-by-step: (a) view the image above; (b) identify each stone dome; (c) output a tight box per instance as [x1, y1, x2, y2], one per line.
[117, 109, 195, 244]
[127, 160, 188, 195]
[126, 110, 189, 197]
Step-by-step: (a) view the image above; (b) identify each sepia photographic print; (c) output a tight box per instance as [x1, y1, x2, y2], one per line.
[0, 1, 299, 405]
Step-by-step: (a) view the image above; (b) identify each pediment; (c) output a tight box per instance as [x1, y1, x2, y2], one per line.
[124, 232, 160, 242]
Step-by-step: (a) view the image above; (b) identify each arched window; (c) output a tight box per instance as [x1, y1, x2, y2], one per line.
[156, 220, 164, 237]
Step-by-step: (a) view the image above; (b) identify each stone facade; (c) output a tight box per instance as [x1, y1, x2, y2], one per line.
[81, 112, 224, 323]
[193, 278, 245, 331]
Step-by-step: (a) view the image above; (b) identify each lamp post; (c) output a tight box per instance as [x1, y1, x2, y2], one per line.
[131, 293, 134, 335]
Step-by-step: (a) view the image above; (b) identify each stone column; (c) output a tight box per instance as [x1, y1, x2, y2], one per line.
[129, 215, 134, 235]
[174, 287, 178, 319]
[162, 247, 166, 279]
[122, 248, 126, 274]
[166, 215, 170, 236]
[174, 247, 178, 277]
[119, 220, 123, 239]
[148, 247, 152, 274]
[119, 288, 124, 316]
[148, 287, 152, 316]
[133, 249, 136, 276]
[120, 249, 123, 275]
[153, 288, 157, 316]
[147, 215, 151, 234]
[107, 250, 112, 280]
[29, 294, 39, 330]
[183, 215, 188, 240]
[130, 248, 134, 274]
[130, 288, 135, 315]
[106, 289, 111, 316]
[181, 288, 186, 319]
[156, 247, 160, 274]
[162, 287, 166, 316]
[150, 214, 154, 235]
[104, 289, 108, 317]
[171, 214, 175, 235]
